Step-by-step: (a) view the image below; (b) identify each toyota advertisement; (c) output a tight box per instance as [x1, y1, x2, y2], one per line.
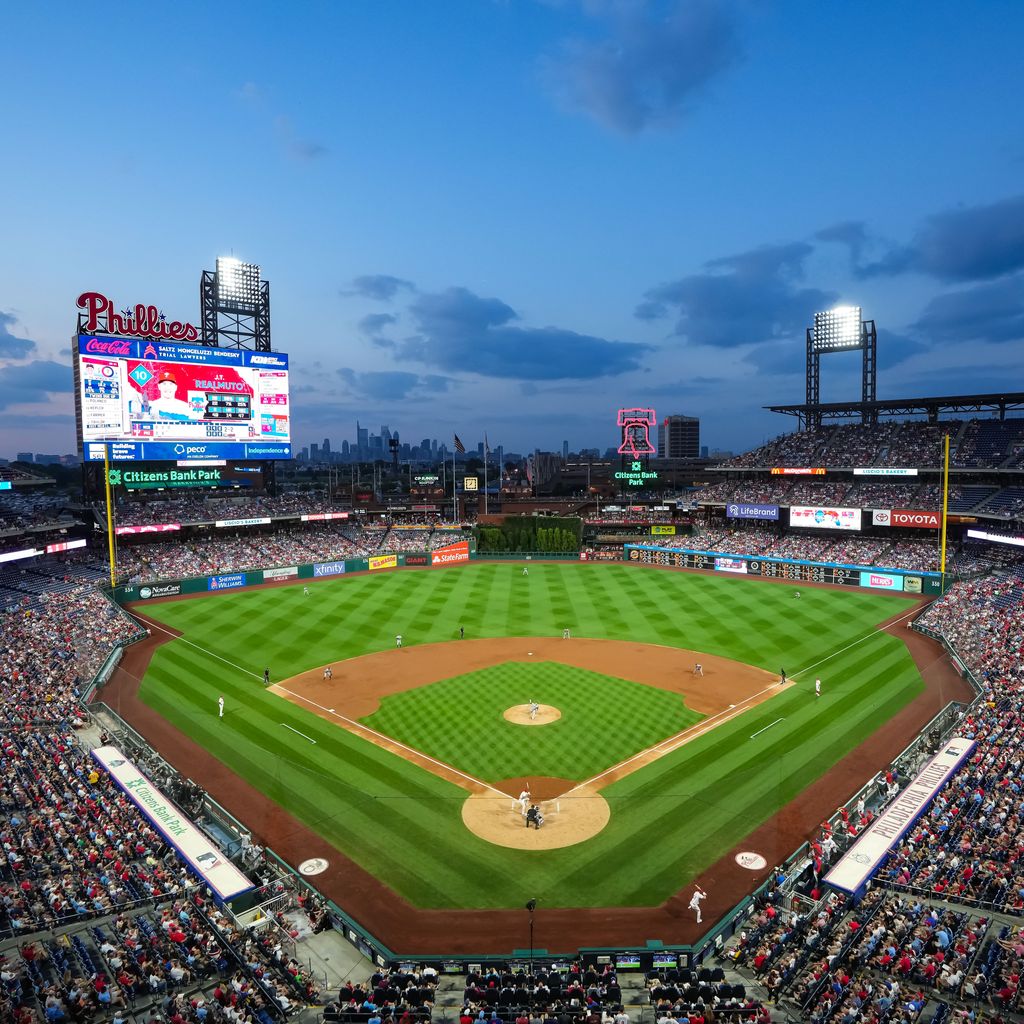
[789, 506, 862, 531]
[726, 503, 780, 521]
[74, 335, 290, 461]
[873, 509, 941, 529]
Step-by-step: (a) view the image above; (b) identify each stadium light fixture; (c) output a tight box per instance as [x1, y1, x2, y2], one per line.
[813, 305, 863, 351]
[216, 256, 262, 306]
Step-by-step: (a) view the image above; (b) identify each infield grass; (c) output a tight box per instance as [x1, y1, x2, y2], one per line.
[134, 561, 926, 909]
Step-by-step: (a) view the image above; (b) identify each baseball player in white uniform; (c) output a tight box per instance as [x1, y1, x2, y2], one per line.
[689, 886, 707, 923]
[815, 677, 821, 698]
[396, 634, 403, 648]
[529, 700, 540, 721]
[218, 695, 224, 718]
[518, 789, 531, 816]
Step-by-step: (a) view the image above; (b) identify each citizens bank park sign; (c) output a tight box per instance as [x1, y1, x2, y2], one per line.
[77, 290, 199, 342]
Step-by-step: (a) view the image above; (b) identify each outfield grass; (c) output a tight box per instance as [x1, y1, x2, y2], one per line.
[134, 562, 923, 908]
[362, 662, 704, 781]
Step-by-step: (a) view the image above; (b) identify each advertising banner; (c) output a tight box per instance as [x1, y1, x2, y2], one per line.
[714, 556, 748, 574]
[76, 335, 290, 462]
[726, 503, 780, 521]
[138, 583, 182, 599]
[301, 512, 349, 522]
[368, 554, 398, 572]
[0, 547, 43, 563]
[770, 467, 826, 475]
[115, 523, 181, 536]
[92, 745, 252, 901]
[85, 440, 290, 462]
[313, 561, 346, 577]
[859, 571, 905, 591]
[967, 528, 1024, 548]
[262, 566, 299, 580]
[824, 736, 975, 893]
[431, 541, 471, 566]
[208, 573, 246, 591]
[872, 509, 891, 526]
[109, 466, 228, 490]
[650, 525, 677, 535]
[892, 509, 941, 529]
[789, 506, 862, 531]
[405, 554, 430, 566]
[853, 467, 918, 476]
[45, 539, 87, 554]
[215, 517, 272, 529]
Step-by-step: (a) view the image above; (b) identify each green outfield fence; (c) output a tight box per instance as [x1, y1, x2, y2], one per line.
[88, 550, 976, 968]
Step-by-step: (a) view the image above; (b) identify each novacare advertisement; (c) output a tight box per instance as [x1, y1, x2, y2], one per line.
[859, 571, 905, 591]
[431, 541, 471, 566]
[92, 745, 252, 900]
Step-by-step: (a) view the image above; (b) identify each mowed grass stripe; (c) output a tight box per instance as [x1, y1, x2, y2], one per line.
[138, 562, 924, 908]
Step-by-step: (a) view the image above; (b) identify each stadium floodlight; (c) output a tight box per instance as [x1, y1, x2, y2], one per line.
[216, 257, 262, 306]
[813, 305, 863, 351]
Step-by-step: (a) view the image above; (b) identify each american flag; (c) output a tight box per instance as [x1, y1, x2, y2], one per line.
[453, 434, 466, 454]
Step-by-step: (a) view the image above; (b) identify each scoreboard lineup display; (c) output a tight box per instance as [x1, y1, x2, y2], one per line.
[625, 545, 943, 594]
[74, 335, 291, 462]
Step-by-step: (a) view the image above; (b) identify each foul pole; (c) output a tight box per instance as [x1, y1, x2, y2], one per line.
[940, 432, 951, 580]
[103, 444, 116, 588]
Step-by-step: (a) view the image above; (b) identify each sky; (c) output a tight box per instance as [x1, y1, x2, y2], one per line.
[2, 0, 1024, 460]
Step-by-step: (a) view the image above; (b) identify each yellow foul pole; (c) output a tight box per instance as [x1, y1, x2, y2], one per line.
[940, 433, 950, 578]
[103, 444, 116, 588]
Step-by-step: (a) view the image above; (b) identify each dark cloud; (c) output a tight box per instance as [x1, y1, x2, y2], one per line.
[342, 275, 416, 301]
[875, 328, 930, 370]
[859, 194, 1024, 282]
[542, 0, 741, 134]
[359, 312, 398, 337]
[0, 360, 72, 410]
[638, 242, 836, 347]
[402, 286, 651, 380]
[337, 368, 453, 401]
[910, 274, 1024, 345]
[815, 221, 870, 265]
[0, 311, 37, 360]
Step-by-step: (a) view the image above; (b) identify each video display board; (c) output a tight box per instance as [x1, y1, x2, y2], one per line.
[74, 335, 290, 462]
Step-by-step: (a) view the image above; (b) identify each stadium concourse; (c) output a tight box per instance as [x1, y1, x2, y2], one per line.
[1, 419, 1024, 1024]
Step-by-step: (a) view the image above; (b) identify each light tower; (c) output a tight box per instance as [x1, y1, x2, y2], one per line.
[806, 306, 876, 429]
[199, 257, 271, 350]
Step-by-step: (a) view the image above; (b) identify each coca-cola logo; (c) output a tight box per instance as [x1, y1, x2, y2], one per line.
[77, 291, 199, 342]
[83, 337, 132, 356]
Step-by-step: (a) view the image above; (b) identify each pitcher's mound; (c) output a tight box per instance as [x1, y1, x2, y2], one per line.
[462, 786, 609, 850]
[504, 704, 561, 725]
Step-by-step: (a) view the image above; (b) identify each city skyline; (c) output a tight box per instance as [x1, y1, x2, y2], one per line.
[2, 2, 1023, 460]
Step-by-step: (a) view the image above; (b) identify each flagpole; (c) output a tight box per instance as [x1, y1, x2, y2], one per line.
[452, 445, 457, 522]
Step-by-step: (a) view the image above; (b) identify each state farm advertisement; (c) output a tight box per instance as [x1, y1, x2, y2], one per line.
[431, 541, 470, 566]
[789, 506, 862, 531]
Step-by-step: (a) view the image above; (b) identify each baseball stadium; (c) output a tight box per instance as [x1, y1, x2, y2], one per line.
[2, 279, 1023, 1024]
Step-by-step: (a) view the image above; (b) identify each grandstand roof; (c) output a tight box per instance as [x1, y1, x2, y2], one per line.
[766, 391, 1024, 423]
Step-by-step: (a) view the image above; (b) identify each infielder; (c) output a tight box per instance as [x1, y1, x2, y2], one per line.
[218, 695, 224, 718]
[693, 663, 703, 677]
[263, 667, 270, 687]
[529, 700, 540, 721]
[562, 628, 571, 639]
[396, 634, 403, 648]
[323, 666, 333, 680]
[689, 886, 707, 924]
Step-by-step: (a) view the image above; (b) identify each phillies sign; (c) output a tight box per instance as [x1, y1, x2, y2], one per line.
[77, 291, 199, 342]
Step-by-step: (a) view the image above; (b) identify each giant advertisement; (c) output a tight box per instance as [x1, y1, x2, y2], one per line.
[92, 745, 252, 901]
[75, 335, 290, 461]
[789, 506, 862, 531]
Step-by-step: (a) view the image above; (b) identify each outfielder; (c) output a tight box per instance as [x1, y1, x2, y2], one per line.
[218, 695, 224, 718]
[303, 586, 310, 597]
[562, 628, 571, 639]
[522, 567, 529, 576]
[396, 634, 403, 648]
[815, 677, 821, 698]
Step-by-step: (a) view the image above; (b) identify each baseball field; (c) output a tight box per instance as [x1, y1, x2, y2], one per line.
[127, 561, 929, 914]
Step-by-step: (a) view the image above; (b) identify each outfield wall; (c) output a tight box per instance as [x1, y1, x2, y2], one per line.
[624, 544, 946, 595]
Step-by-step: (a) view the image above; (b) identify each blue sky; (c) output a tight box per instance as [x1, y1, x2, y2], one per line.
[2, 0, 1023, 458]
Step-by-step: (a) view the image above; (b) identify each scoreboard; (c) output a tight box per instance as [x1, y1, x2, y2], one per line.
[625, 545, 943, 594]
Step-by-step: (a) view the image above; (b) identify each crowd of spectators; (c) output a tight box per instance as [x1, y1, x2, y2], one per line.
[104, 493, 358, 528]
[324, 965, 436, 1024]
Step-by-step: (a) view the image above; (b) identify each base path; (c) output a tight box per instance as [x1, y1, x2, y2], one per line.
[102, 594, 974, 955]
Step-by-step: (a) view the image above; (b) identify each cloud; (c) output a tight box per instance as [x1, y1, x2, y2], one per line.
[403, 286, 651, 379]
[815, 221, 870, 265]
[0, 360, 72, 411]
[638, 242, 836, 347]
[358, 312, 398, 337]
[343, 275, 416, 301]
[337, 368, 454, 401]
[0, 311, 37, 360]
[875, 328, 930, 370]
[542, 0, 742, 134]
[859, 194, 1024, 282]
[909, 274, 1024, 345]
[290, 139, 330, 161]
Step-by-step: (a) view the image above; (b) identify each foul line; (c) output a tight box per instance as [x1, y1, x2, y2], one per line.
[281, 723, 317, 744]
[276, 686, 508, 799]
[139, 616, 265, 681]
[750, 718, 784, 740]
